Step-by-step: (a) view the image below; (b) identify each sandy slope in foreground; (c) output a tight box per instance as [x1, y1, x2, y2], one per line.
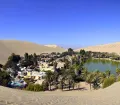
[0, 40, 65, 64]
[75, 42, 120, 54]
[0, 82, 120, 105]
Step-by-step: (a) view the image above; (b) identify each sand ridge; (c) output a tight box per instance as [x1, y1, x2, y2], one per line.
[0, 40, 65, 64]
[75, 42, 120, 54]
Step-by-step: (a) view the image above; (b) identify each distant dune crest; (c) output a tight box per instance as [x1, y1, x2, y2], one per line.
[0, 40, 65, 64]
[44, 44, 59, 48]
[1, 40, 120, 64]
[75, 42, 120, 54]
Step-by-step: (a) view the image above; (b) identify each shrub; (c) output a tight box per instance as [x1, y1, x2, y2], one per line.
[103, 76, 116, 88]
[117, 76, 120, 82]
[0, 64, 3, 68]
[0, 71, 11, 86]
[26, 84, 44, 91]
[34, 84, 44, 91]
[42, 81, 49, 91]
[26, 84, 34, 91]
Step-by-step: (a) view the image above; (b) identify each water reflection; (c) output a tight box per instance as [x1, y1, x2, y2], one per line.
[85, 58, 120, 74]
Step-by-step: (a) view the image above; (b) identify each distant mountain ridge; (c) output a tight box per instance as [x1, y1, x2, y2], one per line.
[75, 42, 120, 54]
[0, 40, 65, 64]
[44, 44, 60, 48]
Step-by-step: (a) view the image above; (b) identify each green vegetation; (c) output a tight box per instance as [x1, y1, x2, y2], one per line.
[1, 48, 120, 91]
[21, 53, 38, 67]
[44, 71, 55, 90]
[103, 76, 116, 88]
[117, 76, 120, 81]
[68, 48, 74, 56]
[116, 68, 120, 76]
[0, 70, 11, 86]
[36, 50, 120, 90]
[26, 84, 44, 91]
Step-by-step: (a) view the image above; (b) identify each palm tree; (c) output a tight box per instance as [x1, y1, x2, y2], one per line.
[105, 70, 111, 78]
[86, 72, 94, 90]
[45, 71, 54, 91]
[58, 75, 64, 90]
[73, 64, 81, 76]
[116, 68, 120, 76]
[64, 59, 71, 69]
[81, 68, 89, 80]
[66, 74, 74, 90]
[53, 62, 57, 71]
[92, 71, 101, 89]
[80, 49, 86, 57]
[58, 68, 75, 91]
[0, 64, 3, 69]
[86, 71, 101, 90]
[68, 48, 74, 56]
[99, 72, 106, 84]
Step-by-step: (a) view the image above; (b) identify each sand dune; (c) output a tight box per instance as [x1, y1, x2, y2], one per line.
[0, 82, 120, 105]
[75, 42, 120, 54]
[0, 40, 65, 64]
[44, 44, 59, 48]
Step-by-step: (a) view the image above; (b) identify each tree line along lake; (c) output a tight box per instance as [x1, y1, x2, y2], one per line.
[85, 58, 120, 74]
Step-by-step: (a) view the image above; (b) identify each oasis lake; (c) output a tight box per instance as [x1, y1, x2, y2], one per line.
[85, 59, 120, 74]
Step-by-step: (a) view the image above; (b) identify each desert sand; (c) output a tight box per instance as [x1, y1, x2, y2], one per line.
[0, 40, 65, 64]
[75, 42, 120, 55]
[44, 44, 59, 48]
[1, 40, 120, 64]
[0, 82, 120, 105]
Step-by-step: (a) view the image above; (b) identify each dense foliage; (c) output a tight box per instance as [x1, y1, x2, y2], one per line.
[1, 48, 120, 91]
[103, 76, 116, 88]
[26, 84, 44, 91]
[117, 76, 120, 82]
[0, 64, 3, 68]
[20, 53, 38, 67]
[3, 53, 21, 69]
[0, 70, 11, 86]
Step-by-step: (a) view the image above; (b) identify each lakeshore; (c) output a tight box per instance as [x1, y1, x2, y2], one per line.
[93, 57, 120, 62]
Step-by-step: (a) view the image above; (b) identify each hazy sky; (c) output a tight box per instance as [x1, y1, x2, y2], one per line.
[0, 0, 120, 48]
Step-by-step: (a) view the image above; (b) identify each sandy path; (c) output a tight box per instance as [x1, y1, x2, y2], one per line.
[0, 82, 120, 105]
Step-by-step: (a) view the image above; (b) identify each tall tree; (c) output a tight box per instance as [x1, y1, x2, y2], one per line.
[33, 53, 38, 66]
[0, 70, 11, 86]
[116, 68, 120, 76]
[8, 53, 21, 63]
[3, 53, 21, 77]
[24, 53, 29, 61]
[86, 73, 94, 90]
[81, 68, 89, 80]
[92, 71, 101, 89]
[53, 61, 58, 71]
[80, 49, 86, 57]
[58, 69, 75, 90]
[68, 48, 74, 56]
[105, 70, 111, 78]
[0, 64, 3, 68]
[73, 64, 81, 76]
[99, 72, 106, 84]
[45, 71, 54, 91]
[64, 59, 70, 69]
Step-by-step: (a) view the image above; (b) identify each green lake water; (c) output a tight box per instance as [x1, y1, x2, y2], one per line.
[85, 59, 120, 74]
